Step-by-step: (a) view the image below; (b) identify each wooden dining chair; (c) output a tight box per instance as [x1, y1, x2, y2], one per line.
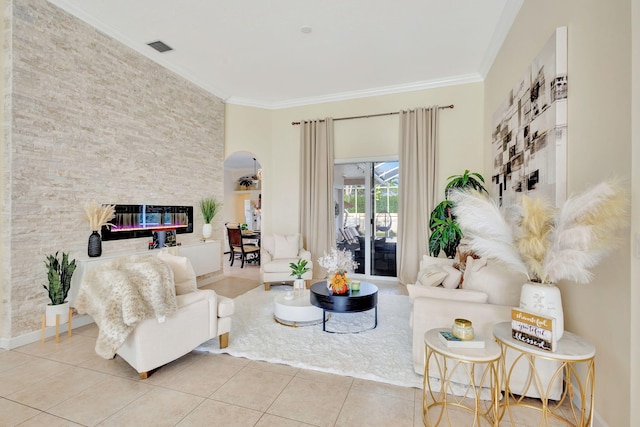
[225, 224, 260, 268]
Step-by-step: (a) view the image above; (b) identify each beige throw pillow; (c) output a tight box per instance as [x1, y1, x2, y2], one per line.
[417, 265, 448, 287]
[462, 257, 526, 306]
[441, 265, 463, 289]
[157, 250, 197, 295]
[274, 234, 299, 259]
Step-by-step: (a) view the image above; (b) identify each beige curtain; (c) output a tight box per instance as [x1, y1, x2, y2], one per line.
[299, 118, 335, 279]
[397, 107, 439, 284]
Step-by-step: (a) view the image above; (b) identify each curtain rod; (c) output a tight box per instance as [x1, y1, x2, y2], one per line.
[291, 104, 454, 126]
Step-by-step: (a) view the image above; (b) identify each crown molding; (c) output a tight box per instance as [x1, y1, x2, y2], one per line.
[226, 74, 483, 110]
[478, 0, 524, 78]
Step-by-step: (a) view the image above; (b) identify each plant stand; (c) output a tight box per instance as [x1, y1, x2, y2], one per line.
[41, 308, 73, 343]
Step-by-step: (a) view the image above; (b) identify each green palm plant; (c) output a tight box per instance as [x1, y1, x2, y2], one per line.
[43, 252, 76, 305]
[289, 259, 310, 279]
[429, 170, 487, 258]
[199, 197, 221, 223]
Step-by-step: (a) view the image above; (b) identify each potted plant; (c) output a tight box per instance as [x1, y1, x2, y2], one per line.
[289, 259, 310, 294]
[43, 251, 77, 326]
[199, 197, 221, 239]
[83, 200, 116, 257]
[428, 170, 487, 258]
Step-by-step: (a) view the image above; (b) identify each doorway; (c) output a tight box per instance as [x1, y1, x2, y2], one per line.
[334, 160, 398, 277]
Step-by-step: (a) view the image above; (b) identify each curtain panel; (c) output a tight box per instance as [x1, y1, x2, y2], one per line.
[397, 107, 439, 284]
[299, 119, 335, 279]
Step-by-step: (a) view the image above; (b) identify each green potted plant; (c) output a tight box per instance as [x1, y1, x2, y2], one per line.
[289, 259, 310, 293]
[199, 197, 221, 239]
[429, 170, 487, 258]
[43, 251, 77, 326]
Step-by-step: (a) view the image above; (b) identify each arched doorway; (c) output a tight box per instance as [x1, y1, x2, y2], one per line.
[223, 152, 262, 279]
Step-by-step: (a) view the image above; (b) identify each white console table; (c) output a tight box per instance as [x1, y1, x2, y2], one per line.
[69, 240, 221, 304]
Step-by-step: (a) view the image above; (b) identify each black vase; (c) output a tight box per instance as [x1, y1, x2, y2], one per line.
[88, 231, 102, 257]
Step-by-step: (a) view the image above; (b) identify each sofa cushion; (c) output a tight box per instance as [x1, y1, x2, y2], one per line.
[441, 265, 463, 289]
[462, 257, 526, 306]
[406, 284, 489, 303]
[417, 265, 448, 287]
[157, 250, 197, 295]
[262, 257, 301, 273]
[274, 234, 299, 259]
[420, 255, 455, 270]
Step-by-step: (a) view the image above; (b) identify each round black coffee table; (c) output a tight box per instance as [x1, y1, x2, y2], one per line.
[309, 281, 378, 333]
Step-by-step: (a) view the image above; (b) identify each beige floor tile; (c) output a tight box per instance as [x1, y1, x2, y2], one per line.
[351, 378, 416, 401]
[247, 360, 300, 376]
[48, 376, 154, 426]
[78, 354, 142, 380]
[15, 411, 84, 426]
[267, 376, 350, 427]
[73, 323, 100, 338]
[14, 332, 77, 357]
[295, 368, 355, 387]
[0, 358, 73, 397]
[0, 350, 37, 373]
[98, 387, 204, 427]
[335, 388, 415, 427]
[153, 353, 245, 397]
[210, 367, 293, 412]
[255, 413, 316, 426]
[140, 351, 203, 385]
[40, 335, 102, 366]
[176, 399, 262, 426]
[0, 398, 41, 426]
[7, 365, 109, 410]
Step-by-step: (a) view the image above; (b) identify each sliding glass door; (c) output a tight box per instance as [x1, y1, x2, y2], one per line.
[335, 161, 398, 277]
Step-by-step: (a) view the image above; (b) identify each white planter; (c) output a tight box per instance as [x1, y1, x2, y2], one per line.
[202, 223, 212, 239]
[519, 282, 564, 340]
[293, 278, 306, 295]
[45, 302, 70, 327]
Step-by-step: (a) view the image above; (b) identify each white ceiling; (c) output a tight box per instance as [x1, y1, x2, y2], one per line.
[48, 0, 522, 109]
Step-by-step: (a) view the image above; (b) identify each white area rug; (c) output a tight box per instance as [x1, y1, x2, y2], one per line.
[197, 286, 424, 389]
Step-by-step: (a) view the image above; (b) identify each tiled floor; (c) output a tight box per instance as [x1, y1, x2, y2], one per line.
[1, 262, 574, 426]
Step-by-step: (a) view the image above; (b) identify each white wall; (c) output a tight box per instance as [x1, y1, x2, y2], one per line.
[226, 82, 485, 236]
[485, 2, 633, 425]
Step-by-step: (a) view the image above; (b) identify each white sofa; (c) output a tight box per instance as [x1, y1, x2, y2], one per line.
[409, 255, 562, 399]
[260, 233, 313, 290]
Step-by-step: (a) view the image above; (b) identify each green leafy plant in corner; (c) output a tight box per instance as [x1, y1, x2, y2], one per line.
[429, 170, 488, 258]
[199, 197, 221, 224]
[289, 259, 310, 279]
[43, 252, 77, 305]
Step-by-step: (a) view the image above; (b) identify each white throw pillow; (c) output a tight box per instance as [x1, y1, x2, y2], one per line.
[417, 265, 448, 287]
[406, 284, 489, 303]
[441, 265, 463, 289]
[462, 257, 526, 306]
[420, 255, 455, 270]
[157, 250, 197, 295]
[274, 234, 299, 259]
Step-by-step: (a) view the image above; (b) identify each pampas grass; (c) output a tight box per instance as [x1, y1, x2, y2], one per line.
[451, 179, 628, 284]
[84, 200, 116, 231]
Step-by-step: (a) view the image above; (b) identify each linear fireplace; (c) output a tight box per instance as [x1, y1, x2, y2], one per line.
[101, 204, 193, 241]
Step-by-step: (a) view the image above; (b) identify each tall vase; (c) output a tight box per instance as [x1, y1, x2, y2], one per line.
[519, 282, 564, 340]
[202, 223, 212, 239]
[88, 230, 102, 257]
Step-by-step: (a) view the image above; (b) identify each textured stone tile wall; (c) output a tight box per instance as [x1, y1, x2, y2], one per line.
[4, 0, 225, 338]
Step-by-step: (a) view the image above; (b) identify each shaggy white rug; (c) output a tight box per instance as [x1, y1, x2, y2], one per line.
[197, 286, 424, 389]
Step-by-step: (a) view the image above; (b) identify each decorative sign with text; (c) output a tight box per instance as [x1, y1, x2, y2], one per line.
[511, 308, 557, 352]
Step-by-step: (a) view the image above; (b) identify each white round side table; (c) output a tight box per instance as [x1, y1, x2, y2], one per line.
[273, 291, 324, 326]
[423, 328, 501, 426]
[492, 321, 595, 426]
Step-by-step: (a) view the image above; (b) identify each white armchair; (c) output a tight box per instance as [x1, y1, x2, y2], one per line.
[117, 289, 234, 379]
[260, 233, 313, 290]
[409, 255, 562, 399]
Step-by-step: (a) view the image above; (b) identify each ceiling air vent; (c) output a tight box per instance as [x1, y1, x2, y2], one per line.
[147, 40, 173, 53]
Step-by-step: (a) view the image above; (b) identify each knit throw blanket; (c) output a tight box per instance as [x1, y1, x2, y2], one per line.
[75, 254, 177, 359]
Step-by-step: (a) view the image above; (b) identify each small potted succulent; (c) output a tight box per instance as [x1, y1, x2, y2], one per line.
[43, 251, 76, 326]
[289, 259, 310, 294]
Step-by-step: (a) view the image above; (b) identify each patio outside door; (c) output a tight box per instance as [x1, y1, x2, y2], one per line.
[334, 161, 398, 278]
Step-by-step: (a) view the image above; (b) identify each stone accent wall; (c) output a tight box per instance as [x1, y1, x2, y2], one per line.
[3, 0, 225, 338]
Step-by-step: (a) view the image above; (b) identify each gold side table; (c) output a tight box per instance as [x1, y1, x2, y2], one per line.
[492, 322, 595, 426]
[423, 329, 501, 426]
